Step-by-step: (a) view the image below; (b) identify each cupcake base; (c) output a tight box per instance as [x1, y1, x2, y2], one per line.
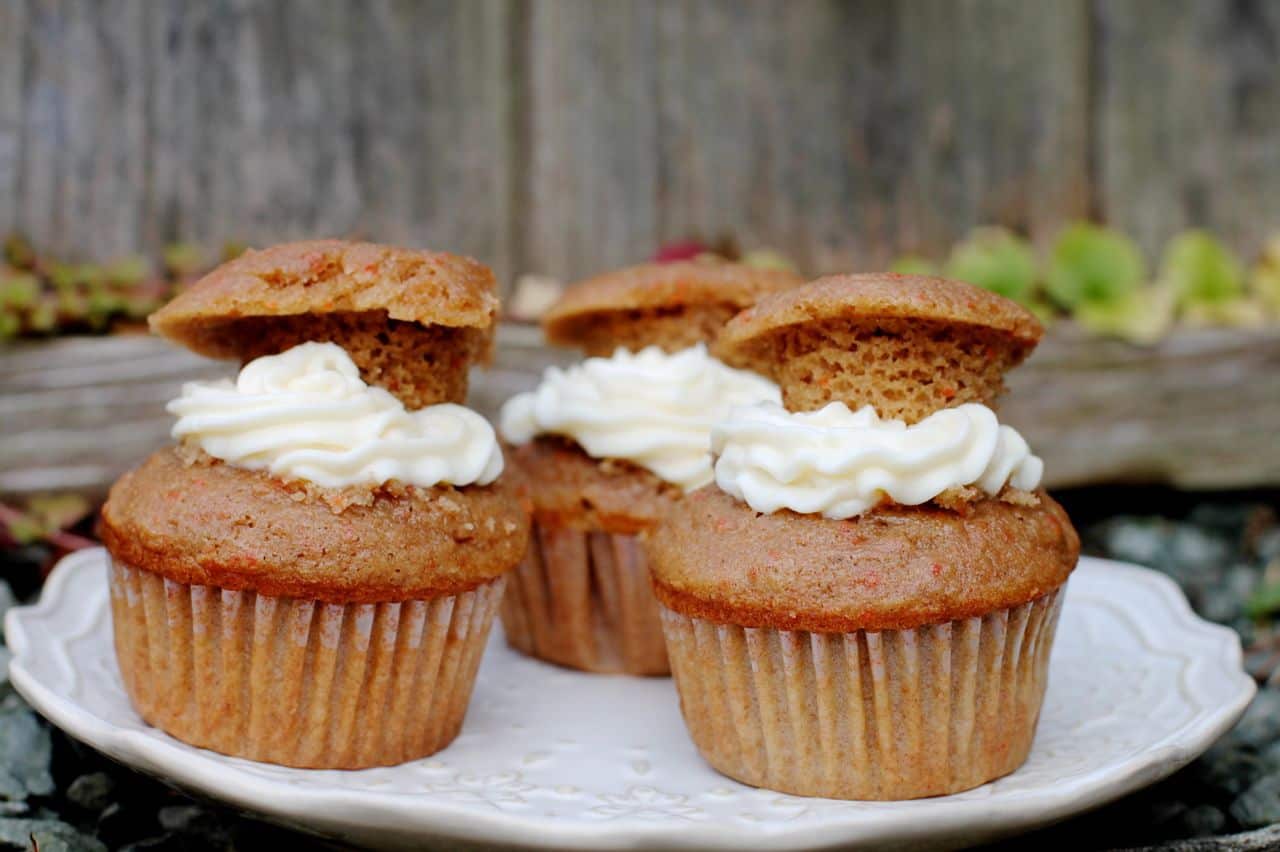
[659, 588, 1064, 800]
[501, 521, 669, 675]
[109, 561, 504, 769]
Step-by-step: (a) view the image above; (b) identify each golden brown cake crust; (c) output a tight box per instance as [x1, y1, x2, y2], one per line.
[507, 437, 679, 535]
[717, 273, 1043, 353]
[713, 274, 1044, 420]
[150, 240, 498, 359]
[100, 447, 531, 603]
[647, 486, 1078, 632]
[543, 260, 802, 355]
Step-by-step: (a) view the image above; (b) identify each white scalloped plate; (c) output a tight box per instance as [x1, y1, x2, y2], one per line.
[5, 549, 1255, 851]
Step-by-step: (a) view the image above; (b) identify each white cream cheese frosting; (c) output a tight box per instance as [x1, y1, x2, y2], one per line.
[711, 401, 1043, 520]
[499, 344, 781, 491]
[168, 341, 503, 489]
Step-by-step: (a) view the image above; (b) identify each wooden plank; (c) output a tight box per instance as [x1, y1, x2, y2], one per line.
[890, 0, 1091, 255]
[4, 0, 514, 283]
[519, 0, 1092, 281]
[0, 0, 26, 229]
[1095, 0, 1280, 260]
[1004, 325, 1280, 489]
[0, 335, 225, 496]
[518, 0, 662, 281]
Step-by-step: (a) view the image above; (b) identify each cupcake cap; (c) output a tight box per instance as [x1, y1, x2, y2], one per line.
[714, 274, 1043, 422]
[543, 259, 802, 356]
[150, 240, 498, 407]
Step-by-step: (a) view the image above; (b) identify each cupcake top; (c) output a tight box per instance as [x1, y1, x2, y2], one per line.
[715, 273, 1042, 421]
[649, 486, 1076, 632]
[543, 259, 802, 356]
[150, 240, 498, 407]
[501, 259, 797, 493]
[100, 445, 528, 603]
[646, 273, 1077, 631]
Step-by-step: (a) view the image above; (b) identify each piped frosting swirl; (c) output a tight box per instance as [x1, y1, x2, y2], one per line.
[168, 342, 503, 489]
[500, 344, 781, 491]
[711, 401, 1042, 520]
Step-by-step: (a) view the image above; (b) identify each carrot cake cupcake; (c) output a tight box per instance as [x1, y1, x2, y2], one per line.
[498, 260, 801, 675]
[647, 273, 1079, 799]
[101, 240, 529, 769]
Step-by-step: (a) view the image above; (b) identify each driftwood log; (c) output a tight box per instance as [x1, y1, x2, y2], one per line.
[3, 326, 1278, 497]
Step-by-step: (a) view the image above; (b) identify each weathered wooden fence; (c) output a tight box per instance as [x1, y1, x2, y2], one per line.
[2, 0, 1279, 292]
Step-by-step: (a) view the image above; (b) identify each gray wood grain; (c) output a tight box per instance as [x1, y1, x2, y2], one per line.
[517, 0, 1090, 280]
[1095, 0, 1280, 260]
[3, 0, 513, 279]
[0, 0, 1278, 287]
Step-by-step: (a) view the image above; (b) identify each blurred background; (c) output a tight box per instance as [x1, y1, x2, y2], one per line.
[2, 2, 1280, 849]
[1, 1, 1279, 283]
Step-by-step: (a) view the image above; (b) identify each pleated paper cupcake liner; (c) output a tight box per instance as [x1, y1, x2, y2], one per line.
[660, 587, 1064, 800]
[108, 560, 505, 769]
[501, 520, 669, 675]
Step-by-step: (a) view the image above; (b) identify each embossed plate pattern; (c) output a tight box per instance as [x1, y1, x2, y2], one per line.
[5, 550, 1256, 851]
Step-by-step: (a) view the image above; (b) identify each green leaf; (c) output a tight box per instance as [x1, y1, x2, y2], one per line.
[49, 263, 82, 291]
[1046, 223, 1145, 309]
[1160, 230, 1244, 307]
[0, 271, 40, 309]
[103, 255, 151, 287]
[0, 309, 20, 340]
[1073, 286, 1176, 345]
[26, 300, 57, 333]
[2, 232, 37, 269]
[1181, 298, 1269, 329]
[1247, 579, 1280, 620]
[222, 241, 250, 261]
[944, 227, 1038, 302]
[27, 493, 91, 532]
[740, 249, 798, 273]
[889, 255, 939, 276]
[5, 513, 45, 544]
[163, 243, 205, 279]
[1249, 235, 1280, 317]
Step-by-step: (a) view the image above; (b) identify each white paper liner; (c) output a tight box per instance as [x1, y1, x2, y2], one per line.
[659, 587, 1064, 799]
[501, 522, 669, 675]
[109, 560, 505, 768]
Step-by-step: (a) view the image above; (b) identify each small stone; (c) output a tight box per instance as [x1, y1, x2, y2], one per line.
[1097, 518, 1169, 567]
[1230, 688, 1280, 750]
[1195, 743, 1264, 797]
[0, 769, 29, 806]
[66, 772, 115, 812]
[1188, 503, 1254, 535]
[1167, 525, 1233, 574]
[117, 836, 180, 852]
[0, 817, 107, 852]
[0, 706, 53, 799]
[1175, 803, 1227, 837]
[1230, 772, 1280, 828]
[0, 581, 15, 622]
[156, 805, 206, 832]
[1201, 564, 1259, 624]
[1258, 530, 1280, 563]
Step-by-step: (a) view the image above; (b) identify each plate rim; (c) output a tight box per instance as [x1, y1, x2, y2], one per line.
[4, 548, 1258, 851]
